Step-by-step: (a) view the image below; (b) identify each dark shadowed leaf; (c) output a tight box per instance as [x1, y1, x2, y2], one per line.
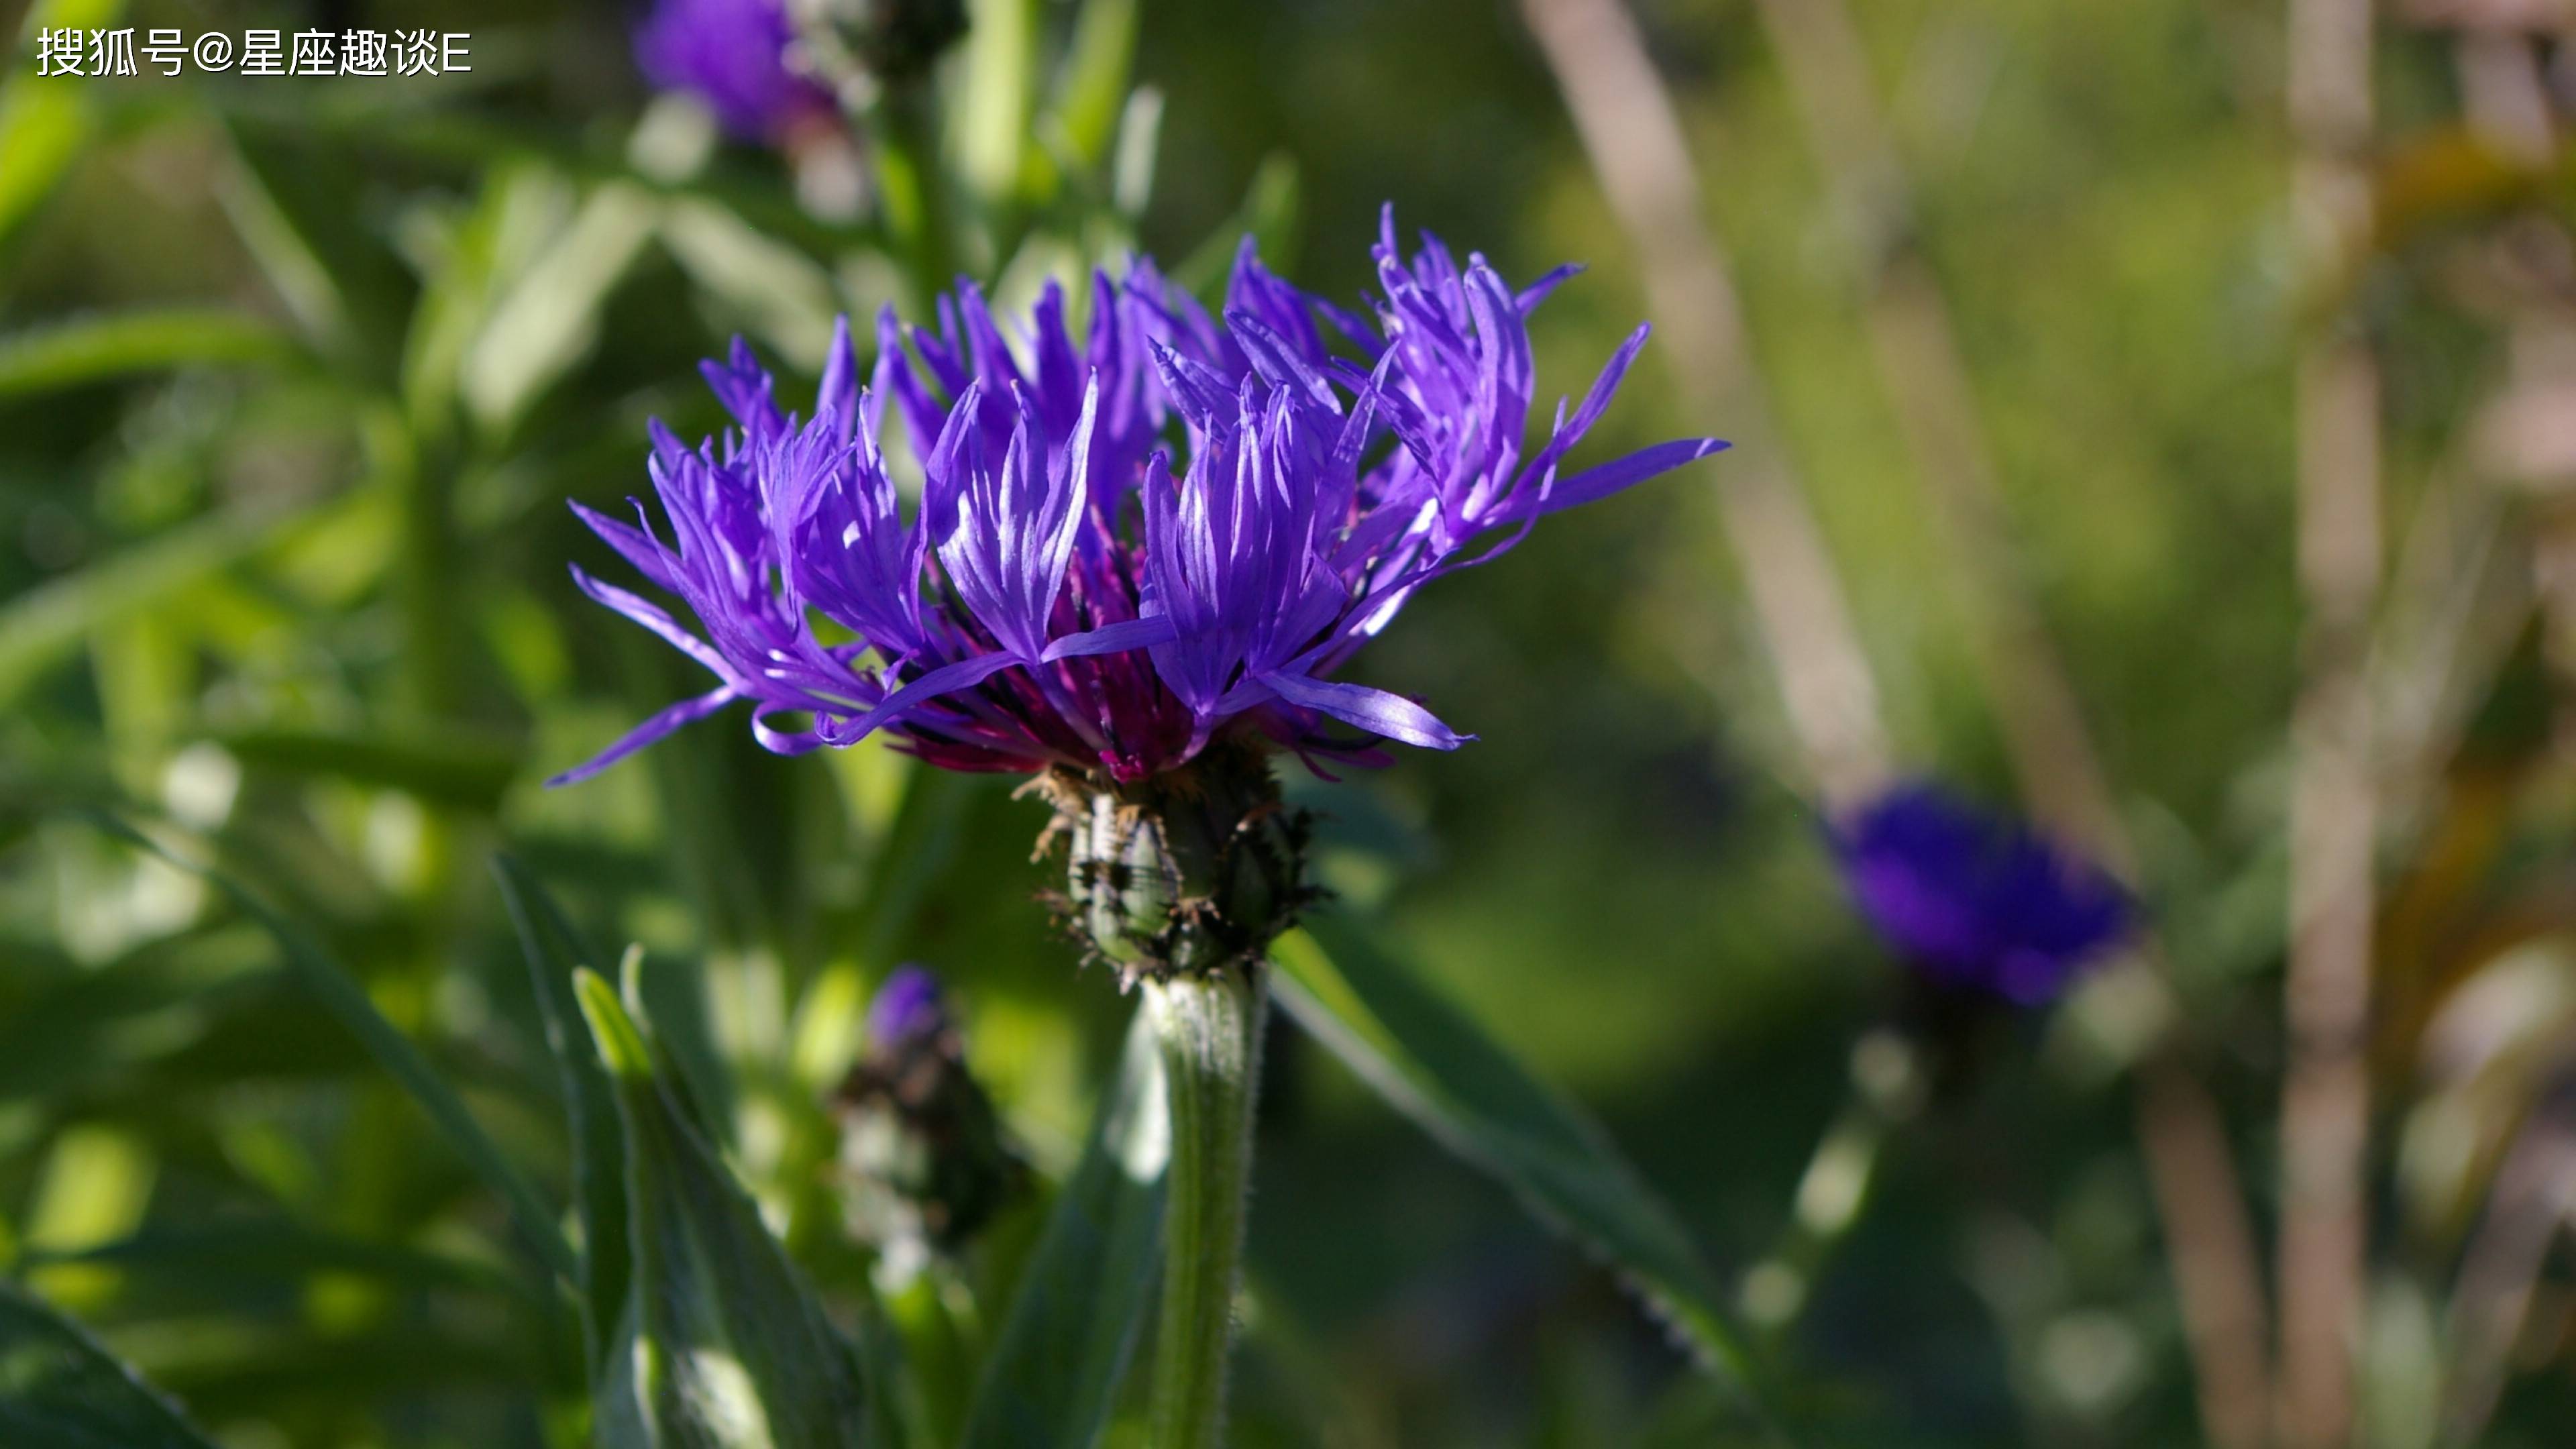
[219, 724, 525, 813]
[1270, 914, 1764, 1394]
[0, 1280, 219, 1449]
[1173, 154, 1298, 297]
[960, 1008, 1168, 1449]
[17, 1224, 537, 1310]
[494, 855, 631, 1373]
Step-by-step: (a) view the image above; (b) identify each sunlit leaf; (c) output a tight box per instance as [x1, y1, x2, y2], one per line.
[462, 179, 659, 433]
[959, 1008, 1167, 1449]
[958, 0, 1038, 202]
[0, 1279, 219, 1449]
[1270, 915, 1765, 1394]
[0, 0, 127, 261]
[0, 310, 301, 396]
[659, 201, 839, 366]
[574, 969, 873, 1448]
[1049, 0, 1140, 170]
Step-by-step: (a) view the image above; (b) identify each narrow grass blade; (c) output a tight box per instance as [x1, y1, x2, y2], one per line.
[218, 724, 524, 814]
[493, 856, 630, 1373]
[1050, 0, 1140, 168]
[1270, 915, 1765, 1394]
[0, 309, 300, 396]
[92, 817, 576, 1285]
[0, 1280, 219, 1449]
[960, 1008, 1169, 1449]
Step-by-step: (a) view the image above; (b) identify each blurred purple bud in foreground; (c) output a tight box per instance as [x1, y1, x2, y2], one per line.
[634, 0, 835, 142]
[865, 963, 950, 1053]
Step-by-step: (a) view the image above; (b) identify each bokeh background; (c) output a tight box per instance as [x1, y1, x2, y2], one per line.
[6, 0, 2576, 1444]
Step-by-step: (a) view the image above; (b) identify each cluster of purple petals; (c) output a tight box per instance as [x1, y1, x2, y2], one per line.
[553, 208, 1728, 788]
[1833, 782, 2133, 1006]
[634, 0, 834, 142]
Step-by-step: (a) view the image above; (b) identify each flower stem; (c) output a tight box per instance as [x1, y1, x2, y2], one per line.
[1144, 967, 1266, 1449]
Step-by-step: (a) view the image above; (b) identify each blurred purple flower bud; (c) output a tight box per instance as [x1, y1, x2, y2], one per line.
[634, 0, 835, 142]
[1833, 782, 2133, 1006]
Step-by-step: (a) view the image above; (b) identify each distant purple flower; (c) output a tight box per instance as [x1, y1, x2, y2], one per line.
[867, 965, 950, 1052]
[634, 0, 834, 142]
[551, 207, 1729, 788]
[1833, 783, 2131, 1005]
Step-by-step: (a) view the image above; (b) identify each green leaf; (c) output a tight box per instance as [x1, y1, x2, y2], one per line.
[0, 1279, 220, 1449]
[90, 816, 578, 1286]
[0, 502, 315, 708]
[460, 177, 659, 434]
[18, 1223, 538, 1310]
[493, 856, 630, 1375]
[222, 127, 418, 377]
[0, 930, 270, 1102]
[573, 969, 873, 1448]
[1049, 0, 1141, 170]
[658, 201, 839, 366]
[1270, 916, 1766, 1395]
[0, 310, 301, 396]
[957, 0, 1038, 201]
[0, 0, 128, 262]
[1173, 154, 1299, 298]
[217, 724, 525, 814]
[960, 1008, 1168, 1449]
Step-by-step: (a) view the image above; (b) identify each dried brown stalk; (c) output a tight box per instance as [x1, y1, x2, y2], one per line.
[2279, 0, 2383, 1440]
[1519, 3, 2279, 1442]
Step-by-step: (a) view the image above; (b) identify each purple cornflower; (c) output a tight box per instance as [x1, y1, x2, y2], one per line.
[634, 0, 835, 142]
[1833, 782, 2133, 1006]
[551, 208, 1728, 788]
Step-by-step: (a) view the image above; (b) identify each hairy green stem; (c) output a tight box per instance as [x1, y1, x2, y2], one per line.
[1144, 968, 1266, 1449]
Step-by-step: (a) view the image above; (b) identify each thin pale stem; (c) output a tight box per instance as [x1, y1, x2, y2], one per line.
[1519, 0, 1892, 813]
[1524, 3, 2279, 1444]
[2282, 0, 2380, 1441]
[1144, 968, 1267, 1449]
[1737, 1030, 1918, 1342]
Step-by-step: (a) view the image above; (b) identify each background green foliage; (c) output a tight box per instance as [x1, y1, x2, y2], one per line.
[4, 0, 2574, 1444]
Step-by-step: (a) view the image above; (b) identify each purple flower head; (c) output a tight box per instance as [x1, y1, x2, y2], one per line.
[551, 210, 1729, 788]
[635, 0, 835, 142]
[1833, 782, 2133, 1006]
[865, 965, 951, 1053]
